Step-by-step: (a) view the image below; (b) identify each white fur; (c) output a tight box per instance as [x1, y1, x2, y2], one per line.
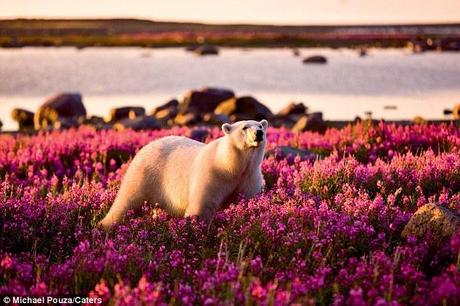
[99, 120, 268, 229]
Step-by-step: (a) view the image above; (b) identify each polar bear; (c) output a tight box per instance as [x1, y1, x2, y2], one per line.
[98, 120, 268, 230]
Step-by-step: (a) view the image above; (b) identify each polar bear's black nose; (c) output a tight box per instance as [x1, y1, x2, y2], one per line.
[256, 130, 264, 141]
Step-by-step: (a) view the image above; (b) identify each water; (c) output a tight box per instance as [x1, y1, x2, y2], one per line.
[1, 47, 460, 130]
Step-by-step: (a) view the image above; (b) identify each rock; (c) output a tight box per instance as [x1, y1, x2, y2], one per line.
[402, 203, 460, 241]
[113, 116, 161, 131]
[203, 113, 231, 125]
[268, 146, 318, 161]
[155, 108, 178, 122]
[82, 116, 111, 130]
[83, 115, 105, 125]
[151, 99, 179, 116]
[452, 104, 460, 120]
[272, 114, 304, 129]
[154, 107, 179, 127]
[53, 117, 80, 130]
[181, 88, 234, 114]
[214, 96, 273, 121]
[292, 48, 300, 56]
[229, 113, 255, 122]
[107, 106, 145, 123]
[11, 108, 34, 131]
[187, 128, 209, 142]
[359, 48, 367, 57]
[34, 93, 86, 129]
[151, 99, 179, 122]
[194, 45, 219, 56]
[277, 102, 308, 116]
[412, 116, 427, 125]
[174, 112, 199, 126]
[303, 55, 327, 64]
[292, 112, 327, 133]
[274, 102, 308, 128]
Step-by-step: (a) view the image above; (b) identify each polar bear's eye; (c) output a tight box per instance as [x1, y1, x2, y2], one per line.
[242, 126, 249, 130]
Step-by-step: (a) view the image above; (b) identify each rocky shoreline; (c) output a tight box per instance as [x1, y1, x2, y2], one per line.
[2, 19, 460, 50]
[3, 89, 460, 134]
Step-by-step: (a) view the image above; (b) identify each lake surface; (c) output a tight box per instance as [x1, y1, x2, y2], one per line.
[1, 47, 460, 130]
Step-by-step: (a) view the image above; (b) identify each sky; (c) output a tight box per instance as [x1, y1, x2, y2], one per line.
[1, 0, 460, 25]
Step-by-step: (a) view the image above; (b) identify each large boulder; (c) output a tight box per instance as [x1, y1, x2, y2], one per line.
[151, 99, 179, 122]
[11, 108, 34, 131]
[174, 112, 199, 126]
[275, 102, 308, 128]
[155, 108, 178, 123]
[292, 112, 327, 133]
[303, 55, 327, 64]
[402, 203, 460, 241]
[151, 99, 179, 116]
[107, 106, 145, 123]
[34, 93, 86, 129]
[277, 102, 308, 116]
[113, 116, 161, 131]
[181, 88, 234, 115]
[214, 96, 273, 121]
[203, 113, 231, 126]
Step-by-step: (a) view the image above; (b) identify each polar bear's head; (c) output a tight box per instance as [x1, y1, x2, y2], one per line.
[222, 120, 268, 150]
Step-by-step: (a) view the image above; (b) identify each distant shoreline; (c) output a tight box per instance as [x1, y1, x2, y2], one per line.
[1, 18, 460, 49]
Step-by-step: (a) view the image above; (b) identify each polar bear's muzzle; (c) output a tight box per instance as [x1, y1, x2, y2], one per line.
[246, 129, 265, 147]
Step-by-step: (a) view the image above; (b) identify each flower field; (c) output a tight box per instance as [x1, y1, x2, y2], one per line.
[1, 122, 460, 305]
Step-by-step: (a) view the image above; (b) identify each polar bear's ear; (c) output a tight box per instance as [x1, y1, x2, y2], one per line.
[222, 123, 232, 135]
[260, 119, 268, 129]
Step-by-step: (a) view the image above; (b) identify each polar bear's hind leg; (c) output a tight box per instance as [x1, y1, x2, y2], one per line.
[98, 155, 151, 230]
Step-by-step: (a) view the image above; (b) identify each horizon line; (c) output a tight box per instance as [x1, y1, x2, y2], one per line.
[2, 16, 460, 27]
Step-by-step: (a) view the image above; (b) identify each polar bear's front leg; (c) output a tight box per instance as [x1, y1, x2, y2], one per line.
[184, 182, 228, 222]
[184, 194, 223, 222]
[238, 168, 264, 198]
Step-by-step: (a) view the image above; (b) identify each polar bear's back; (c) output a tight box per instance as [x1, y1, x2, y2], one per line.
[130, 136, 205, 215]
